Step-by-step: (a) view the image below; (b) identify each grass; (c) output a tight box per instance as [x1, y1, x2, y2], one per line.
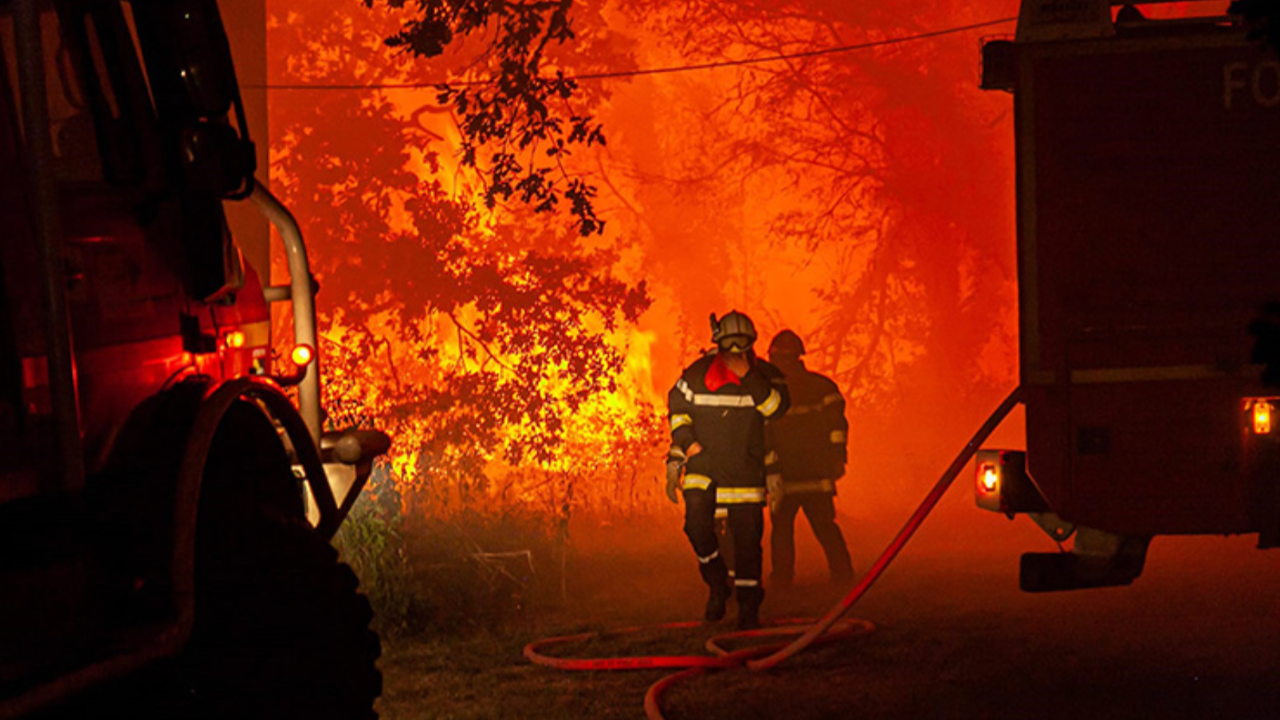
[365, 511, 864, 720]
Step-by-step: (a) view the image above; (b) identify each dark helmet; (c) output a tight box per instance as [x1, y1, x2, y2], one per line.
[768, 329, 806, 357]
[710, 310, 757, 352]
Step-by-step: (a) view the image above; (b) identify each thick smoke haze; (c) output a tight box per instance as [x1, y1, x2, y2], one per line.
[266, 0, 1272, 584]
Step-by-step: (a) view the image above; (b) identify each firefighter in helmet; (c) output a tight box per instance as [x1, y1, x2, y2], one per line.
[666, 311, 789, 629]
[765, 330, 854, 587]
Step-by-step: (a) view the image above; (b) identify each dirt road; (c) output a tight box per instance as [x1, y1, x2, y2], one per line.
[380, 498, 1280, 720]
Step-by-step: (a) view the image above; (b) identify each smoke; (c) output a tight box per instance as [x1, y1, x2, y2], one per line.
[268, 0, 1025, 538]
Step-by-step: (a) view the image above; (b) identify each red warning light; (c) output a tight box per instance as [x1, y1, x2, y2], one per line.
[290, 344, 314, 367]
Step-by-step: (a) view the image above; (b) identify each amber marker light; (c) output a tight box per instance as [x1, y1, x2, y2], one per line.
[291, 343, 314, 367]
[1253, 399, 1273, 435]
[225, 330, 246, 349]
[978, 462, 1000, 493]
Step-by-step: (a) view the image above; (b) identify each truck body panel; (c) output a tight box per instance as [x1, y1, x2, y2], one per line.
[0, 1, 385, 713]
[1011, 15, 1280, 537]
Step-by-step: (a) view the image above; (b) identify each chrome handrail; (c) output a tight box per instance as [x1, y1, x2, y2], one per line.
[247, 184, 321, 444]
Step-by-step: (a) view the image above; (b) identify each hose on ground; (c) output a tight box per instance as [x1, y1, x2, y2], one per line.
[524, 387, 1022, 720]
[749, 386, 1022, 671]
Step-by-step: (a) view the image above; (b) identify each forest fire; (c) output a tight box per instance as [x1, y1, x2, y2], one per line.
[268, 0, 1022, 531]
[11, 1, 1280, 719]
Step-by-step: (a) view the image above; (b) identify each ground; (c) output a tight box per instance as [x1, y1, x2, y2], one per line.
[377, 494, 1280, 720]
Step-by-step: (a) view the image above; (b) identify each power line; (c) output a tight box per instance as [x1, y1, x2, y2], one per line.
[257, 16, 1016, 91]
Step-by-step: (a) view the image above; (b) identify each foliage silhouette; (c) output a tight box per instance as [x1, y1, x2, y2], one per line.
[364, 0, 609, 235]
[270, 0, 654, 505]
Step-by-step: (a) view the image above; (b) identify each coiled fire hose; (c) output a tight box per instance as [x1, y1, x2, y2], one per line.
[524, 388, 1022, 720]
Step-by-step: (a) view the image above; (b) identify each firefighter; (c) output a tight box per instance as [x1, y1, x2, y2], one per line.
[665, 311, 788, 629]
[765, 330, 854, 588]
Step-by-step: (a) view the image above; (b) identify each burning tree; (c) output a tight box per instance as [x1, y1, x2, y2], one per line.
[270, 0, 1023, 623]
[346, 0, 1018, 498]
[342, 0, 1018, 410]
[269, 0, 659, 526]
[361, 0, 632, 236]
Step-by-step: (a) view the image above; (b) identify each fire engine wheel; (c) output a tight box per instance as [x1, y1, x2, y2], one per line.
[179, 513, 383, 720]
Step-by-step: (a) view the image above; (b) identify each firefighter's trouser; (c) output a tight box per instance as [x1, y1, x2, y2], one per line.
[770, 492, 853, 584]
[684, 487, 764, 607]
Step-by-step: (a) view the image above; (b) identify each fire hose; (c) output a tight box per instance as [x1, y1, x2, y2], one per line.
[523, 387, 1021, 720]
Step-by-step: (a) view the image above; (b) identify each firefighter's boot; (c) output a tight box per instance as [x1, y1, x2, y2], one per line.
[736, 586, 764, 630]
[701, 558, 732, 622]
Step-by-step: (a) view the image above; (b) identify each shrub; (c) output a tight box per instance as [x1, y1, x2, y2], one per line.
[333, 465, 565, 638]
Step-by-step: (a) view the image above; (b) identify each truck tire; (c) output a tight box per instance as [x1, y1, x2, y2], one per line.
[183, 512, 382, 720]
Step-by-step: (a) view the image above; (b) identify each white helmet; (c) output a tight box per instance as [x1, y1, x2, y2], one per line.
[711, 311, 757, 352]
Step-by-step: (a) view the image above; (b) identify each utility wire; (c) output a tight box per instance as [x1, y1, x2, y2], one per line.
[256, 16, 1016, 91]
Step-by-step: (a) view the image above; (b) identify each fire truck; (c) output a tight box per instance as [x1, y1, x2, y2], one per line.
[974, 0, 1280, 591]
[0, 0, 387, 717]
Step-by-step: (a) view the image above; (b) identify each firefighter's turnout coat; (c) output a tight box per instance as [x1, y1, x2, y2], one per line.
[667, 352, 789, 504]
[767, 363, 847, 496]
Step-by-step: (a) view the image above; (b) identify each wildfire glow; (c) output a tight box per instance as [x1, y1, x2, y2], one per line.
[267, 0, 1023, 519]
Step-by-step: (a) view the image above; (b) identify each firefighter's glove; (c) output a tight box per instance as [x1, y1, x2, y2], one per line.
[665, 460, 683, 504]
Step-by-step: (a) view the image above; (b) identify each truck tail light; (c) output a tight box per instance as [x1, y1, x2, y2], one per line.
[1255, 402, 1272, 435]
[1247, 397, 1275, 435]
[979, 462, 1000, 493]
[975, 449, 1048, 516]
[975, 449, 1005, 513]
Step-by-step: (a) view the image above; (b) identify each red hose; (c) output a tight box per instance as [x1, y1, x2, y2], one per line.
[525, 619, 873, 719]
[749, 385, 1020, 671]
[523, 622, 738, 671]
[643, 666, 705, 719]
[524, 388, 1022, 720]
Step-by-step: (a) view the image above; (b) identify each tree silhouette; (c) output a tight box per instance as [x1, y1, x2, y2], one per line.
[353, 0, 1017, 411]
[273, 0, 1023, 519]
[269, 0, 653, 502]
[361, 0, 628, 235]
